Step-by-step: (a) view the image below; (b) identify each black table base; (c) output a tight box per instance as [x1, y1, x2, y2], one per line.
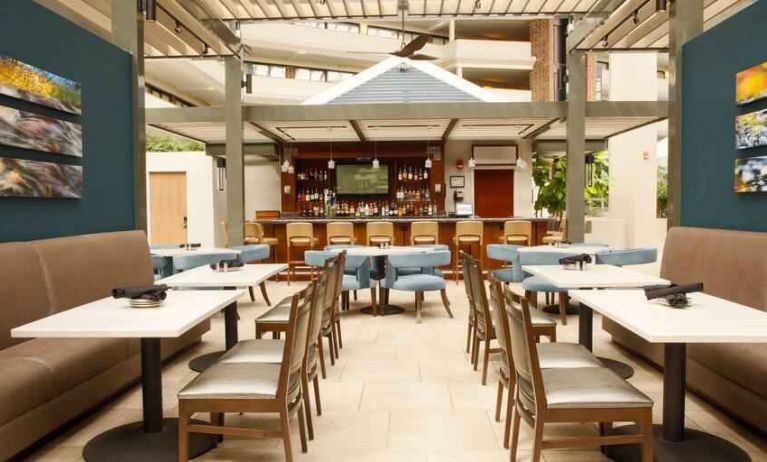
[541, 303, 580, 316]
[605, 424, 751, 462]
[188, 351, 225, 372]
[83, 418, 216, 462]
[578, 304, 635, 379]
[359, 304, 406, 316]
[188, 302, 238, 372]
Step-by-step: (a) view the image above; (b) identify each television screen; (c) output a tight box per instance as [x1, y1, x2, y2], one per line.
[336, 164, 389, 195]
[735, 108, 767, 150]
[734, 155, 767, 193]
[736, 60, 767, 105]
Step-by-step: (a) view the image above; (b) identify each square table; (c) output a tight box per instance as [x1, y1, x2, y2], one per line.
[569, 289, 767, 462]
[522, 264, 669, 379]
[159, 263, 287, 371]
[150, 246, 239, 258]
[11, 290, 245, 462]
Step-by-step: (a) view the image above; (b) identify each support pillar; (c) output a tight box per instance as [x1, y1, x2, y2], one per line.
[668, 0, 703, 227]
[566, 50, 587, 242]
[225, 56, 245, 246]
[111, 1, 146, 232]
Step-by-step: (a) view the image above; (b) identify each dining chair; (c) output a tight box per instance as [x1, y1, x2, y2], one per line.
[453, 220, 483, 284]
[486, 244, 524, 284]
[502, 281, 654, 462]
[151, 254, 173, 279]
[219, 262, 332, 441]
[410, 221, 439, 245]
[302, 250, 348, 367]
[460, 252, 477, 358]
[499, 220, 532, 245]
[326, 222, 355, 245]
[177, 281, 314, 462]
[542, 216, 567, 244]
[596, 248, 657, 267]
[229, 243, 271, 303]
[286, 222, 319, 285]
[383, 250, 452, 323]
[172, 251, 239, 272]
[366, 221, 395, 246]
[519, 249, 581, 325]
[245, 222, 280, 262]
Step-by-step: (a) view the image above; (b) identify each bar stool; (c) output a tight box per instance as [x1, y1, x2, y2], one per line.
[542, 217, 567, 244]
[327, 221, 355, 245]
[410, 221, 439, 245]
[245, 222, 279, 262]
[286, 222, 318, 285]
[366, 221, 395, 246]
[453, 220, 483, 284]
[498, 220, 532, 246]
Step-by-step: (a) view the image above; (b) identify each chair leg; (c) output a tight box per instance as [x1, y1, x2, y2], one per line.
[472, 334, 480, 370]
[317, 335, 327, 379]
[178, 405, 189, 462]
[440, 289, 453, 318]
[259, 281, 272, 306]
[313, 375, 322, 416]
[504, 383, 514, 449]
[301, 374, 314, 440]
[416, 291, 422, 323]
[326, 334, 335, 365]
[335, 320, 343, 350]
[248, 286, 255, 302]
[509, 403, 521, 459]
[331, 327, 340, 359]
[494, 379, 504, 422]
[297, 401, 308, 453]
[640, 411, 654, 462]
[210, 412, 224, 443]
[481, 339, 490, 385]
[531, 419, 545, 462]
[353, 290, 358, 301]
[465, 320, 473, 353]
[558, 292, 568, 325]
[280, 407, 294, 462]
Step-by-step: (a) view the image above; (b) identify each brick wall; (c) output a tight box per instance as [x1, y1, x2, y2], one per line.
[530, 19, 554, 102]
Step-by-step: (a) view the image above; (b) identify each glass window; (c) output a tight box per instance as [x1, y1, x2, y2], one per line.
[269, 65, 286, 78]
[326, 22, 360, 33]
[252, 64, 270, 77]
[368, 26, 398, 38]
[295, 68, 326, 81]
[326, 71, 352, 82]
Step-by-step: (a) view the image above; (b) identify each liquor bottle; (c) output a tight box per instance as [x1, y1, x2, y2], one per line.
[398, 168, 402, 181]
[424, 169, 429, 180]
[416, 189, 421, 201]
[407, 166, 413, 180]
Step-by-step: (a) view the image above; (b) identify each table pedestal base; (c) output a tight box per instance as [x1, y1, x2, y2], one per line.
[597, 357, 635, 379]
[360, 305, 406, 316]
[189, 351, 225, 372]
[541, 303, 579, 316]
[606, 424, 751, 462]
[83, 418, 216, 462]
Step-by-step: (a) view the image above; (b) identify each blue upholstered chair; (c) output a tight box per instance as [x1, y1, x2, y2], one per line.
[230, 244, 270, 263]
[519, 250, 580, 325]
[151, 254, 173, 280]
[383, 250, 452, 323]
[172, 250, 240, 272]
[486, 244, 524, 284]
[306, 250, 374, 312]
[596, 248, 657, 267]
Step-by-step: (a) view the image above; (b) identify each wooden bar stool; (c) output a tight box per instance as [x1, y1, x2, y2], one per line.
[366, 221, 394, 246]
[327, 221, 355, 245]
[498, 220, 532, 246]
[542, 216, 567, 244]
[410, 221, 439, 245]
[453, 220, 483, 284]
[245, 222, 280, 262]
[286, 222, 318, 285]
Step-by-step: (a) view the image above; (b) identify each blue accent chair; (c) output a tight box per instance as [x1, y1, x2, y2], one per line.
[383, 250, 452, 323]
[307, 250, 375, 311]
[519, 250, 580, 325]
[172, 250, 240, 272]
[151, 254, 173, 280]
[486, 244, 524, 284]
[230, 244, 270, 263]
[596, 248, 657, 267]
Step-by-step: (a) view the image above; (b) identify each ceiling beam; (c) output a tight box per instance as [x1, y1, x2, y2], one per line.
[288, 0, 305, 18]
[146, 106, 226, 123]
[523, 117, 561, 139]
[441, 118, 459, 142]
[248, 122, 284, 143]
[236, 0, 262, 17]
[350, 120, 367, 141]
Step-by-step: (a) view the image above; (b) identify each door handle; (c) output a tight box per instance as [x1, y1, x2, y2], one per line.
[183, 216, 188, 229]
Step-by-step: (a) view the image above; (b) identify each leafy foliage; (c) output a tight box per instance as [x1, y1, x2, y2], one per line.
[533, 156, 567, 219]
[146, 135, 205, 152]
[657, 164, 668, 218]
[584, 151, 610, 214]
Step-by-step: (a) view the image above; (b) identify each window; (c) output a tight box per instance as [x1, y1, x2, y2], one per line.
[248, 63, 287, 79]
[325, 22, 360, 33]
[295, 67, 325, 82]
[368, 26, 398, 38]
[326, 70, 353, 82]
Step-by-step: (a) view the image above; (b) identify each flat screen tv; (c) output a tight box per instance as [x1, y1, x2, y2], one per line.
[336, 164, 389, 195]
[734, 155, 767, 193]
[736, 60, 767, 105]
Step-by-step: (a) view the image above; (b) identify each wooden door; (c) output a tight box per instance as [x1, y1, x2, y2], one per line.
[149, 172, 187, 244]
[474, 169, 514, 217]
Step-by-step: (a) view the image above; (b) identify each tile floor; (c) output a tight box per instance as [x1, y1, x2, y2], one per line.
[27, 280, 767, 461]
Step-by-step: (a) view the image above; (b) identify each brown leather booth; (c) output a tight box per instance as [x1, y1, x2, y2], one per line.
[604, 227, 766, 431]
[0, 231, 209, 460]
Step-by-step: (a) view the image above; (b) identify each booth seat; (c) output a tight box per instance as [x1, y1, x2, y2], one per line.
[0, 231, 209, 460]
[603, 227, 766, 431]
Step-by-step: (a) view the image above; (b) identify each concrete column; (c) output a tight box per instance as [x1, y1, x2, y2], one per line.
[225, 56, 244, 246]
[668, 0, 703, 227]
[566, 50, 586, 242]
[111, 1, 146, 231]
[448, 20, 456, 41]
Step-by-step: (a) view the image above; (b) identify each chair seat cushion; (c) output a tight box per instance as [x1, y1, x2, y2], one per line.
[522, 275, 566, 293]
[501, 236, 528, 244]
[369, 236, 392, 244]
[389, 274, 446, 291]
[529, 310, 557, 327]
[454, 236, 481, 244]
[538, 343, 604, 368]
[543, 368, 652, 409]
[219, 339, 284, 364]
[255, 297, 291, 323]
[343, 274, 362, 291]
[413, 236, 437, 244]
[178, 362, 280, 400]
[493, 268, 522, 284]
[0, 353, 56, 425]
[289, 237, 319, 246]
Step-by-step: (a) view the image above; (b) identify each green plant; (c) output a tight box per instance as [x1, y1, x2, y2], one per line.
[657, 164, 668, 218]
[146, 135, 205, 152]
[584, 151, 610, 214]
[533, 156, 567, 219]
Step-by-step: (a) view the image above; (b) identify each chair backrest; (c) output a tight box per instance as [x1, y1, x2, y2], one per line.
[411, 221, 439, 245]
[487, 273, 514, 381]
[503, 220, 532, 241]
[367, 221, 394, 244]
[385, 250, 451, 286]
[596, 248, 657, 267]
[456, 220, 483, 242]
[278, 282, 314, 401]
[172, 251, 239, 271]
[518, 250, 579, 267]
[466, 254, 493, 335]
[286, 222, 314, 246]
[244, 222, 260, 240]
[460, 252, 475, 313]
[327, 222, 354, 245]
[306, 264, 330, 368]
[230, 244, 270, 263]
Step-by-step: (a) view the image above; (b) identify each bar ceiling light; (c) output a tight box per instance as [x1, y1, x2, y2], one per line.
[145, 0, 157, 21]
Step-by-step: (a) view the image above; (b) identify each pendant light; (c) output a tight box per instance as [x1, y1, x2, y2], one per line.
[372, 141, 380, 169]
[328, 142, 335, 169]
[424, 140, 432, 169]
[468, 155, 476, 169]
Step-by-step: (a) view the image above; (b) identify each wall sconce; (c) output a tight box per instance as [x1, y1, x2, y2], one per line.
[216, 158, 226, 192]
[467, 157, 476, 169]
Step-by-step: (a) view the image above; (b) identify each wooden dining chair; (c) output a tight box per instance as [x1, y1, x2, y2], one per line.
[320, 251, 346, 365]
[464, 253, 498, 385]
[366, 221, 395, 246]
[177, 282, 314, 462]
[327, 222, 355, 245]
[459, 252, 477, 358]
[410, 221, 439, 245]
[504, 283, 654, 462]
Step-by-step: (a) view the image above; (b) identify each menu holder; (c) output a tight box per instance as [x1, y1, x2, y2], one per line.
[178, 243, 202, 250]
[210, 258, 245, 272]
[644, 282, 704, 309]
[554, 240, 572, 248]
[112, 284, 169, 308]
[559, 253, 592, 271]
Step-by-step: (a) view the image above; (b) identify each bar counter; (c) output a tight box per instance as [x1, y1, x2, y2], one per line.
[257, 215, 554, 271]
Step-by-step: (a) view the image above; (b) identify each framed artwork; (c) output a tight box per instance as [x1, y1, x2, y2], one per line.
[735, 108, 767, 150]
[450, 175, 465, 188]
[736, 60, 767, 106]
[734, 155, 767, 193]
[0, 55, 81, 114]
[0, 105, 82, 157]
[0, 157, 82, 198]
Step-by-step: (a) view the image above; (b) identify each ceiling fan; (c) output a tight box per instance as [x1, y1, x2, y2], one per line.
[347, 9, 438, 61]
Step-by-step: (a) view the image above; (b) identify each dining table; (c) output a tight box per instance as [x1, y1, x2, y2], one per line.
[11, 289, 245, 462]
[151, 246, 241, 277]
[569, 289, 767, 462]
[159, 263, 287, 372]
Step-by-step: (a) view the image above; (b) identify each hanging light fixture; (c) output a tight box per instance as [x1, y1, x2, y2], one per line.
[372, 141, 380, 169]
[468, 154, 476, 169]
[216, 158, 226, 191]
[425, 140, 432, 169]
[328, 142, 335, 169]
[145, 0, 157, 21]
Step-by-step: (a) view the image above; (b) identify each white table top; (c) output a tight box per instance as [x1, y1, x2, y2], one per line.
[11, 290, 245, 339]
[518, 245, 609, 255]
[342, 246, 438, 257]
[569, 289, 767, 343]
[522, 264, 669, 289]
[150, 247, 240, 258]
[159, 263, 287, 288]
